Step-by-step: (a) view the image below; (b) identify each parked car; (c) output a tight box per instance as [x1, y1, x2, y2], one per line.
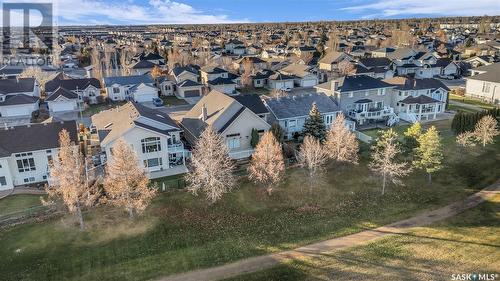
[283, 87, 292, 92]
[152, 98, 164, 107]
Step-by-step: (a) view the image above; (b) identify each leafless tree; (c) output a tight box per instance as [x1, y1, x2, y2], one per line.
[456, 131, 477, 147]
[369, 129, 411, 195]
[473, 115, 499, 147]
[248, 132, 285, 195]
[325, 113, 359, 164]
[186, 125, 236, 203]
[104, 139, 156, 218]
[241, 58, 254, 88]
[337, 60, 356, 76]
[298, 135, 329, 194]
[45, 130, 100, 230]
[20, 67, 53, 92]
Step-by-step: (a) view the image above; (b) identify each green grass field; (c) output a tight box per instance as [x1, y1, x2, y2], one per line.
[0, 194, 46, 216]
[226, 194, 500, 281]
[449, 94, 496, 110]
[0, 119, 499, 281]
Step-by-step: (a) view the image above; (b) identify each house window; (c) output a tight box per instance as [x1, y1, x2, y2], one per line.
[226, 134, 240, 149]
[141, 137, 161, 153]
[47, 155, 53, 164]
[324, 115, 333, 125]
[143, 158, 162, 168]
[256, 80, 261, 85]
[113, 87, 120, 94]
[289, 120, 297, 128]
[482, 83, 491, 93]
[23, 177, 35, 183]
[0, 176, 6, 186]
[348, 92, 353, 98]
[16, 154, 36, 173]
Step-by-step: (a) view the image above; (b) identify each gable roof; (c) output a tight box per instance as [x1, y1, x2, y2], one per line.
[264, 92, 339, 119]
[319, 51, 348, 64]
[91, 102, 180, 146]
[383, 77, 450, 91]
[0, 94, 39, 106]
[468, 62, 500, 83]
[359, 57, 392, 68]
[233, 94, 269, 115]
[400, 95, 441, 104]
[45, 78, 101, 93]
[337, 75, 393, 92]
[103, 74, 154, 87]
[0, 121, 78, 157]
[45, 87, 79, 101]
[0, 78, 36, 94]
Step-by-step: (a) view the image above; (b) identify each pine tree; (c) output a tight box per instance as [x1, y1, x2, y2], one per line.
[270, 123, 284, 143]
[250, 128, 260, 148]
[413, 126, 443, 183]
[302, 103, 326, 141]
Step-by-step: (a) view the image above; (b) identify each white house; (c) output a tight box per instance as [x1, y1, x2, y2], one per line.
[384, 77, 449, 122]
[91, 102, 188, 178]
[268, 73, 295, 91]
[0, 121, 78, 191]
[45, 87, 79, 114]
[0, 78, 40, 118]
[103, 74, 157, 103]
[465, 63, 500, 104]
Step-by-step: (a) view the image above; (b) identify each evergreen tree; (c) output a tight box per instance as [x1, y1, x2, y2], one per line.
[270, 123, 284, 143]
[403, 122, 422, 153]
[302, 103, 326, 142]
[250, 128, 260, 148]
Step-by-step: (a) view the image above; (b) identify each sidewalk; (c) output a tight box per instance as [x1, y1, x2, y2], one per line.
[158, 181, 500, 281]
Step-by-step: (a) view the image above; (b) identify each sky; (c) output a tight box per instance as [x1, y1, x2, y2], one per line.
[2, 0, 500, 26]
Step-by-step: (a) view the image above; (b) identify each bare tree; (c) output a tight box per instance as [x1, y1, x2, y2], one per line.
[186, 125, 236, 203]
[473, 115, 499, 147]
[45, 130, 100, 230]
[90, 43, 103, 81]
[248, 132, 285, 195]
[20, 67, 53, 92]
[298, 135, 329, 194]
[104, 139, 156, 218]
[337, 60, 355, 76]
[325, 113, 358, 164]
[241, 58, 254, 88]
[456, 131, 477, 147]
[369, 129, 411, 195]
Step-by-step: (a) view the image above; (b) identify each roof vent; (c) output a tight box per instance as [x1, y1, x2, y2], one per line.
[104, 123, 113, 129]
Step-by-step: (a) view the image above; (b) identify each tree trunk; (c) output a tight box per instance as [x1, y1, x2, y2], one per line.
[382, 173, 386, 195]
[76, 202, 85, 230]
[128, 207, 134, 219]
[428, 172, 432, 184]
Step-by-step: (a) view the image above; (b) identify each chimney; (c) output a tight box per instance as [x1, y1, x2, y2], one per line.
[201, 103, 207, 122]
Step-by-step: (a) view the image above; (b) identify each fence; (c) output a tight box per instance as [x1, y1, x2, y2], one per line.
[0, 204, 59, 229]
[355, 131, 373, 143]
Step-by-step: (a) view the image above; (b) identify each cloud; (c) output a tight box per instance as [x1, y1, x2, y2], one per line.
[1, 0, 248, 25]
[342, 0, 500, 18]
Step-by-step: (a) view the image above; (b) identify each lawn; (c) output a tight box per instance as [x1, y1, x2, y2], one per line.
[0, 120, 499, 281]
[449, 94, 497, 110]
[161, 96, 188, 106]
[226, 193, 500, 281]
[238, 87, 271, 96]
[0, 194, 46, 216]
[82, 101, 126, 117]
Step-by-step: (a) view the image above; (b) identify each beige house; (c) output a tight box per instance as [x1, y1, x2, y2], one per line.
[180, 90, 270, 159]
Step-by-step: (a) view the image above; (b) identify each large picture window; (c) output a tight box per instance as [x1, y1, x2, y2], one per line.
[143, 158, 162, 168]
[16, 153, 36, 173]
[141, 137, 161, 153]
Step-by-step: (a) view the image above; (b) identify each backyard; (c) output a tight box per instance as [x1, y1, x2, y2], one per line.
[0, 119, 499, 281]
[226, 193, 500, 281]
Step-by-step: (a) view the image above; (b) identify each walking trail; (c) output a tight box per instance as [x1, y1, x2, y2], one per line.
[159, 181, 500, 281]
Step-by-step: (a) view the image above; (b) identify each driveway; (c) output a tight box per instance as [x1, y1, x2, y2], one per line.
[158, 181, 500, 281]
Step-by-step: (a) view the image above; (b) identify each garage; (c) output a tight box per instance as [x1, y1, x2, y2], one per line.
[301, 78, 318, 87]
[49, 101, 77, 112]
[3, 104, 36, 117]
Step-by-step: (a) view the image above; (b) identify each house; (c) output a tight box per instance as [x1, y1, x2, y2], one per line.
[279, 64, 319, 87]
[200, 66, 229, 84]
[45, 77, 102, 104]
[91, 102, 187, 178]
[170, 65, 199, 83]
[0, 121, 78, 190]
[225, 39, 245, 54]
[264, 92, 353, 140]
[251, 70, 273, 88]
[104, 74, 157, 103]
[384, 77, 449, 122]
[0, 78, 40, 118]
[294, 46, 316, 57]
[315, 75, 397, 126]
[177, 79, 204, 98]
[232, 56, 267, 73]
[371, 47, 396, 58]
[207, 77, 237, 95]
[180, 90, 270, 159]
[319, 51, 352, 71]
[157, 76, 176, 96]
[45, 87, 79, 114]
[268, 73, 295, 91]
[233, 94, 270, 122]
[355, 57, 394, 79]
[465, 63, 500, 104]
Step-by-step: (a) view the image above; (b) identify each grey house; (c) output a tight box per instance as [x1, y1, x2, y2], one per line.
[263, 92, 353, 140]
[315, 75, 396, 126]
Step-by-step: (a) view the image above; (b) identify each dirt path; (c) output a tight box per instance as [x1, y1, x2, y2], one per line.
[158, 181, 500, 281]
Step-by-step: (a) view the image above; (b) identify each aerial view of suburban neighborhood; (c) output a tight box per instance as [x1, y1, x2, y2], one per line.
[0, 1, 499, 280]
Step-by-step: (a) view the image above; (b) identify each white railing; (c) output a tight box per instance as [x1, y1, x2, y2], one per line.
[348, 107, 394, 120]
[229, 149, 254, 160]
[355, 131, 373, 143]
